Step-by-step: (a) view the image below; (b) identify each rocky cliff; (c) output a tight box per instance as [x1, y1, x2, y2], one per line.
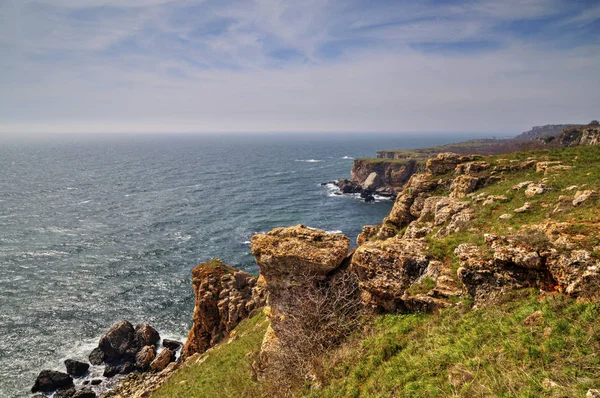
[349, 158, 424, 194]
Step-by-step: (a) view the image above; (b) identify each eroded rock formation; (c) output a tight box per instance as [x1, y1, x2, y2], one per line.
[181, 259, 266, 360]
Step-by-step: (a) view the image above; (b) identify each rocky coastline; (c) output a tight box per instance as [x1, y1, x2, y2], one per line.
[30, 122, 600, 397]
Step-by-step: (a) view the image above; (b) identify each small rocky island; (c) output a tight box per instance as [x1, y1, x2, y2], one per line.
[31, 122, 600, 397]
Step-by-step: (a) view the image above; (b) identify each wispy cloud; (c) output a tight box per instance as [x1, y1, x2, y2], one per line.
[0, 0, 599, 136]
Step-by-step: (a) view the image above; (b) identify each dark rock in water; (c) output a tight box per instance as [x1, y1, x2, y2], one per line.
[364, 195, 375, 203]
[32, 370, 74, 393]
[54, 387, 76, 398]
[82, 380, 90, 385]
[134, 322, 160, 348]
[73, 388, 96, 398]
[162, 339, 182, 351]
[98, 320, 136, 363]
[120, 361, 135, 375]
[64, 359, 89, 377]
[91, 379, 102, 386]
[334, 192, 342, 196]
[32, 394, 46, 398]
[103, 365, 119, 378]
[88, 347, 104, 366]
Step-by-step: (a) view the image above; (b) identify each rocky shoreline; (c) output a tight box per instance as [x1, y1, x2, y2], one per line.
[29, 123, 600, 397]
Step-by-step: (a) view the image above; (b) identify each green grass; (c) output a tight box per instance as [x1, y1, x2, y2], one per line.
[307, 290, 600, 398]
[152, 311, 268, 398]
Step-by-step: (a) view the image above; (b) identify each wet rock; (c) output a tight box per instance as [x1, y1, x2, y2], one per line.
[364, 194, 375, 203]
[162, 339, 182, 350]
[573, 190, 597, 206]
[54, 387, 76, 398]
[31, 370, 74, 393]
[120, 361, 135, 374]
[64, 359, 89, 377]
[181, 258, 266, 360]
[88, 347, 104, 366]
[135, 345, 156, 371]
[134, 322, 160, 348]
[90, 379, 102, 386]
[72, 388, 96, 398]
[150, 348, 174, 372]
[98, 320, 136, 363]
[103, 365, 119, 378]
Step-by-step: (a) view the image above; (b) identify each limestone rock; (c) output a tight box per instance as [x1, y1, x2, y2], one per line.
[512, 181, 534, 190]
[351, 237, 434, 312]
[536, 161, 562, 173]
[525, 183, 546, 198]
[181, 258, 266, 360]
[514, 202, 532, 213]
[150, 348, 174, 372]
[482, 195, 508, 206]
[425, 153, 475, 176]
[587, 389, 600, 398]
[251, 225, 349, 279]
[135, 345, 156, 371]
[450, 175, 479, 198]
[455, 161, 490, 175]
[573, 190, 597, 206]
[499, 213, 513, 220]
[362, 172, 382, 190]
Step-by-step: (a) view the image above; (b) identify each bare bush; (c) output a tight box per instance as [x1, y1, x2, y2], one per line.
[263, 269, 364, 393]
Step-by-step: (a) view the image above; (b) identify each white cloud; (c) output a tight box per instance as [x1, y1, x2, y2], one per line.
[0, 0, 598, 136]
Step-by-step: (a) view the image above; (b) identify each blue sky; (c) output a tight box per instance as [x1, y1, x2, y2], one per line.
[1, 0, 599, 135]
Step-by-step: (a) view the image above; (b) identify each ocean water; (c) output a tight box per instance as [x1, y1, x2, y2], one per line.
[0, 132, 480, 397]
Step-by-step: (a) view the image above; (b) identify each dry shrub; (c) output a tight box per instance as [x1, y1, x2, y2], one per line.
[263, 269, 364, 395]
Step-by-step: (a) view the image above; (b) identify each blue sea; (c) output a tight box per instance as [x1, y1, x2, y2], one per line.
[0, 132, 483, 397]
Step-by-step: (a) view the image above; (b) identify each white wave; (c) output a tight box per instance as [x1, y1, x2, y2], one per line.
[326, 230, 343, 234]
[242, 240, 251, 245]
[22, 250, 69, 258]
[342, 156, 354, 159]
[295, 159, 322, 163]
[78, 200, 91, 204]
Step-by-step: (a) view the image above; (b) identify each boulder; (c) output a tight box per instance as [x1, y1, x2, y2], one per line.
[150, 348, 174, 372]
[103, 365, 119, 378]
[362, 172, 382, 190]
[134, 322, 160, 348]
[135, 345, 156, 371]
[181, 259, 266, 360]
[31, 370, 74, 393]
[536, 161, 562, 173]
[73, 388, 96, 398]
[426, 153, 466, 175]
[162, 339, 182, 351]
[88, 347, 104, 366]
[98, 320, 136, 363]
[54, 387, 76, 398]
[91, 379, 102, 385]
[513, 181, 534, 190]
[450, 175, 480, 198]
[120, 361, 135, 374]
[525, 183, 546, 198]
[514, 202, 532, 213]
[64, 359, 89, 377]
[351, 237, 434, 312]
[573, 190, 597, 206]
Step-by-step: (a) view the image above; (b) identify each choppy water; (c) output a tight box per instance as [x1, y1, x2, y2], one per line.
[0, 132, 479, 397]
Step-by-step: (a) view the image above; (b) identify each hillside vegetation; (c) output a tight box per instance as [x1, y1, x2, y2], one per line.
[151, 144, 600, 398]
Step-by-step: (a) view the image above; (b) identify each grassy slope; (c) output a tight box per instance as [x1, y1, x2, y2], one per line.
[152, 145, 600, 398]
[310, 290, 600, 398]
[153, 311, 268, 398]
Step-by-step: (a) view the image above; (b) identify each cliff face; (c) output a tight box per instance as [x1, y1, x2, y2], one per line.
[181, 259, 266, 360]
[349, 158, 424, 193]
[559, 125, 600, 147]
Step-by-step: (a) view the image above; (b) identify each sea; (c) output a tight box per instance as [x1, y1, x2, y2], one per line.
[0, 132, 484, 397]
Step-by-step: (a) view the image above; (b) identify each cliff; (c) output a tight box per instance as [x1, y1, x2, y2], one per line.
[102, 132, 600, 398]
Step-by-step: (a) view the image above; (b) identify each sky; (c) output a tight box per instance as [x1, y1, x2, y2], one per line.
[1, 0, 599, 136]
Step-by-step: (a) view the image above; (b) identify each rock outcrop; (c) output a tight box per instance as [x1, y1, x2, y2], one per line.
[31, 370, 73, 393]
[559, 124, 600, 147]
[350, 158, 424, 194]
[181, 259, 266, 360]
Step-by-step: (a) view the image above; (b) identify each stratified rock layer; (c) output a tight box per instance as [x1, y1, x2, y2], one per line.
[181, 259, 266, 360]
